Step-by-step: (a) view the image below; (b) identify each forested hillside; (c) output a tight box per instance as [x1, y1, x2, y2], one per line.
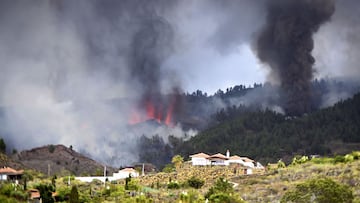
[174, 92, 360, 163]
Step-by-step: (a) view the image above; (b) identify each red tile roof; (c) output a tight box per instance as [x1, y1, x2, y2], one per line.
[209, 153, 228, 160]
[189, 153, 210, 158]
[120, 168, 136, 172]
[240, 157, 254, 162]
[229, 155, 242, 160]
[28, 189, 40, 199]
[0, 167, 23, 175]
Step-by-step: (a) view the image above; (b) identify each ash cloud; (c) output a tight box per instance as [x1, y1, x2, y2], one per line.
[313, 0, 360, 79]
[0, 0, 359, 167]
[0, 0, 187, 166]
[255, 0, 335, 116]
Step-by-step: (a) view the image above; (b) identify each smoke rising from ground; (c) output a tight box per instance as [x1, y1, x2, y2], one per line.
[255, 0, 335, 116]
[0, 0, 358, 166]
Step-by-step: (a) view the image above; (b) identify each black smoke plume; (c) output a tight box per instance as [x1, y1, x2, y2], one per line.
[256, 0, 335, 116]
[130, 17, 174, 96]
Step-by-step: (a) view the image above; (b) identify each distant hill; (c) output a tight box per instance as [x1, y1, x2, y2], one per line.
[174, 92, 360, 164]
[10, 144, 116, 176]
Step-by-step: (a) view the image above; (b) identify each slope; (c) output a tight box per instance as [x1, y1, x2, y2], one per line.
[175, 92, 360, 163]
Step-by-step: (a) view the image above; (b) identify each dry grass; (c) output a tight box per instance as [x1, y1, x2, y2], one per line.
[133, 160, 360, 202]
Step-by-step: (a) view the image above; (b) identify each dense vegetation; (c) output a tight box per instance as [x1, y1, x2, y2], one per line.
[175, 92, 360, 163]
[0, 148, 359, 202]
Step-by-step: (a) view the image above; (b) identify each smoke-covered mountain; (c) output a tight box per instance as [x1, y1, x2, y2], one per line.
[174, 91, 360, 165]
[0, 0, 359, 168]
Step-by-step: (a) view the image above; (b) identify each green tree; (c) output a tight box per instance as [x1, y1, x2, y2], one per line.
[171, 155, 184, 171]
[48, 145, 55, 153]
[281, 178, 353, 203]
[36, 184, 54, 203]
[0, 138, 6, 153]
[162, 163, 175, 173]
[69, 185, 79, 203]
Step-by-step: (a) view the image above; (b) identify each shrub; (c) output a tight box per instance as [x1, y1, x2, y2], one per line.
[0, 184, 13, 196]
[208, 192, 245, 203]
[69, 185, 79, 203]
[10, 190, 28, 201]
[291, 155, 309, 165]
[350, 151, 360, 160]
[281, 178, 353, 203]
[48, 145, 55, 153]
[162, 164, 175, 173]
[344, 154, 354, 162]
[179, 190, 204, 203]
[334, 155, 346, 163]
[205, 177, 234, 199]
[310, 157, 334, 164]
[35, 183, 55, 203]
[277, 159, 286, 168]
[187, 176, 205, 189]
[167, 181, 180, 189]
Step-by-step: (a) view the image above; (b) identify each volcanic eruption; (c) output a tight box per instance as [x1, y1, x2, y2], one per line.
[128, 16, 182, 126]
[256, 0, 335, 116]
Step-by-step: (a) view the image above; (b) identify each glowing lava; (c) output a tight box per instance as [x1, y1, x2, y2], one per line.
[129, 99, 175, 126]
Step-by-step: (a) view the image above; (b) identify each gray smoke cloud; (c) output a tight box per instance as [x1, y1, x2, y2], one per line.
[0, 0, 359, 166]
[314, 0, 360, 79]
[255, 0, 335, 116]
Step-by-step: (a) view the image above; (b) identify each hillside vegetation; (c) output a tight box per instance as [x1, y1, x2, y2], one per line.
[175, 92, 360, 163]
[10, 145, 116, 176]
[0, 147, 359, 202]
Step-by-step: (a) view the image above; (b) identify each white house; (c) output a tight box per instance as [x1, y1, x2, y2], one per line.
[208, 153, 229, 166]
[189, 153, 211, 166]
[0, 167, 23, 181]
[113, 168, 139, 179]
[226, 155, 246, 165]
[76, 167, 139, 183]
[190, 150, 263, 170]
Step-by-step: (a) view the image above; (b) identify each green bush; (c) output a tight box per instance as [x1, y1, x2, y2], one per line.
[162, 164, 175, 173]
[179, 190, 204, 203]
[69, 185, 79, 203]
[291, 155, 309, 165]
[208, 192, 245, 203]
[0, 184, 13, 196]
[205, 177, 234, 199]
[350, 151, 360, 160]
[277, 159, 286, 168]
[35, 183, 55, 203]
[167, 181, 180, 189]
[344, 154, 354, 162]
[10, 190, 28, 201]
[0, 195, 19, 203]
[48, 145, 55, 153]
[187, 176, 205, 189]
[310, 157, 334, 164]
[334, 155, 346, 163]
[281, 178, 353, 203]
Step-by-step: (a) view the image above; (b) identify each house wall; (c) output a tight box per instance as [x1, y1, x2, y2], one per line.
[242, 162, 255, 168]
[210, 158, 228, 166]
[113, 171, 139, 179]
[191, 157, 210, 166]
[226, 160, 245, 165]
[0, 174, 7, 180]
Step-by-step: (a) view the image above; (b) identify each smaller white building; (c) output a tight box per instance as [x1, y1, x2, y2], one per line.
[76, 168, 139, 183]
[209, 153, 229, 166]
[189, 150, 263, 170]
[190, 153, 211, 166]
[113, 168, 139, 179]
